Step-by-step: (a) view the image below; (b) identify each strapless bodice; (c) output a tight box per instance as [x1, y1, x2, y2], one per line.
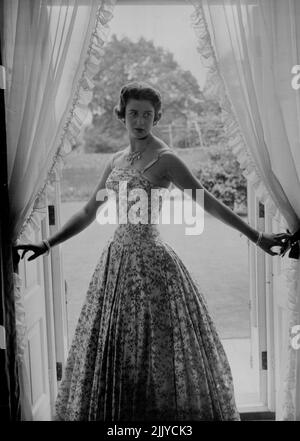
[105, 167, 170, 244]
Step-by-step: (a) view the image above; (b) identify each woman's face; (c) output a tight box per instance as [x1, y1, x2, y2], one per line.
[124, 99, 158, 139]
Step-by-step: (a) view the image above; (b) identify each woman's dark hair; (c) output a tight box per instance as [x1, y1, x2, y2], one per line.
[114, 82, 162, 122]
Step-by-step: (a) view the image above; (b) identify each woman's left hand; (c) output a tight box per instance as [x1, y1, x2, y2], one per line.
[257, 232, 292, 256]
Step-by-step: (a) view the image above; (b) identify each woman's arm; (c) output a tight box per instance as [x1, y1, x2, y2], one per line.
[49, 157, 115, 248]
[14, 156, 115, 262]
[162, 152, 287, 256]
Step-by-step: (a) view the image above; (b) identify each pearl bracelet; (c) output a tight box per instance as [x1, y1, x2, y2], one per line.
[42, 239, 51, 256]
[255, 232, 263, 246]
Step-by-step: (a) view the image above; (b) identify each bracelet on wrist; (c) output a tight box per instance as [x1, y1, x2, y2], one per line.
[255, 232, 263, 246]
[42, 239, 51, 256]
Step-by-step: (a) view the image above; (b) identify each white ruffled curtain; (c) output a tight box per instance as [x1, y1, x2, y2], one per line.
[1, 0, 115, 419]
[2, 0, 115, 244]
[190, 0, 300, 420]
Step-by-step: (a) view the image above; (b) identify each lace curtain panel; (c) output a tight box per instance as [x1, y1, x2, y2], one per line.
[1, 0, 115, 245]
[0, 0, 115, 419]
[189, 0, 300, 420]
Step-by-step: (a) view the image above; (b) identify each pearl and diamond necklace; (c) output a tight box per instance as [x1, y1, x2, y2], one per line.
[125, 145, 149, 165]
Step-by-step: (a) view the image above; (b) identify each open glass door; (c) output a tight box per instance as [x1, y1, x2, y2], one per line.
[18, 211, 55, 420]
[46, 169, 69, 391]
[239, 173, 276, 415]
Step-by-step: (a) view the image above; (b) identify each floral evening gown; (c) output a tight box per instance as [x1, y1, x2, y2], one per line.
[54, 149, 241, 421]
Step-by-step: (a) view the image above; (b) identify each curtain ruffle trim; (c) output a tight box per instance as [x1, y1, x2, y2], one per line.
[15, 0, 116, 245]
[13, 271, 34, 420]
[189, 2, 279, 219]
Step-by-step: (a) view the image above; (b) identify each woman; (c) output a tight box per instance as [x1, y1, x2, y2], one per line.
[15, 82, 289, 421]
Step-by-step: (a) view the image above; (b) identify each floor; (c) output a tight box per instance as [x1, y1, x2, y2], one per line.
[222, 338, 260, 408]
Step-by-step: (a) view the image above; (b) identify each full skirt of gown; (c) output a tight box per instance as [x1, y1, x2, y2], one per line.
[54, 167, 241, 421]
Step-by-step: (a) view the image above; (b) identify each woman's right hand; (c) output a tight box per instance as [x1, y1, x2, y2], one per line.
[13, 242, 48, 263]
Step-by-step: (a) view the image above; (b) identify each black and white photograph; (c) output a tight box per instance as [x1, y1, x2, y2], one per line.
[1, 0, 300, 427]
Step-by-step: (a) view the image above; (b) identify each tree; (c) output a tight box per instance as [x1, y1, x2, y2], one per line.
[84, 35, 210, 153]
[196, 144, 247, 213]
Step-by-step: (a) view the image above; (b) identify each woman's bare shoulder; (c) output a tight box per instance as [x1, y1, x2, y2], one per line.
[113, 147, 128, 158]
[110, 148, 128, 167]
[158, 148, 194, 182]
[152, 137, 177, 156]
